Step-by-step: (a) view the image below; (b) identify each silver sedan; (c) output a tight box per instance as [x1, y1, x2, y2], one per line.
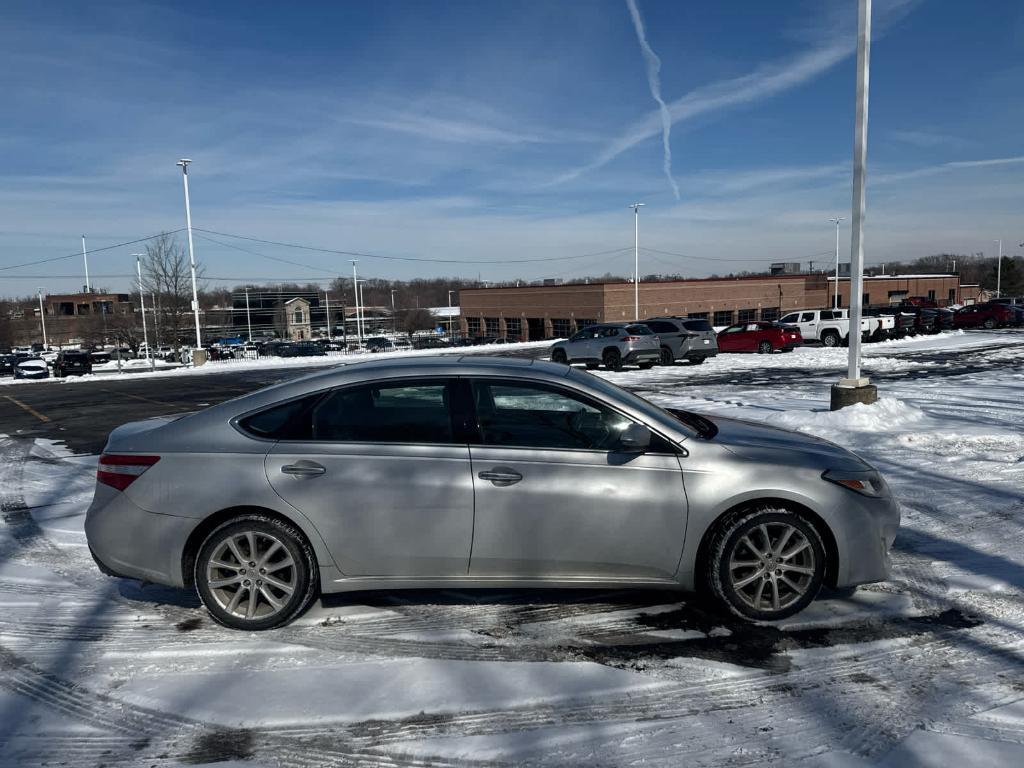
[85, 356, 899, 630]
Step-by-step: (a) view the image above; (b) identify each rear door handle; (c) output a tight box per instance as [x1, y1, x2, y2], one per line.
[281, 461, 326, 477]
[478, 467, 523, 486]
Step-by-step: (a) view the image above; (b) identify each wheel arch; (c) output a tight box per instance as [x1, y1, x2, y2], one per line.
[693, 496, 840, 591]
[181, 505, 326, 589]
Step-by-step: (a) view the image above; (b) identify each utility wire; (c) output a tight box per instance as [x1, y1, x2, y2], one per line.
[0, 229, 186, 272]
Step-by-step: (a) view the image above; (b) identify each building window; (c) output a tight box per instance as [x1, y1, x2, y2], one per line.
[863, 294, 870, 306]
[713, 310, 734, 326]
[551, 318, 572, 338]
[887, 290, 908, 305]
[484, 317, 500, 336]
[293, 309, 304, 323]
[927, 290, 936, 300]
[688, 312, 709, 320]
[737, 308, 757, 323]
[948, 289, 956, 304]
[505, 317, 522, 339]
[466, 317, 481, 336]
[760, 307, 779, 322]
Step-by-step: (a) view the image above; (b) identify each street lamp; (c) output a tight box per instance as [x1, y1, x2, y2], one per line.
[351, 260, 362, 343]
[448, 290, 456, 338]
[390, 289, 397, 335]
[994, 240, 1002, 298]
[37, 289, 48, 349]
[81, 236, 91, 293]
[829, 217, 845, 308]
[132, 253, 154, 371]
[832, 0, 876, 411]
[629, 203, 645, 319]
[176, 159, 203, 352]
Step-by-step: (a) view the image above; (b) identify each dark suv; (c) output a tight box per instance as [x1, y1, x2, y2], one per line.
[53, 350, 93, 377]
[642, 317, 719, 365]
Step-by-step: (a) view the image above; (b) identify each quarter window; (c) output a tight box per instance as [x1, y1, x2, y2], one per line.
[472, 381, 640, 452]
[312, 381, 455, 443]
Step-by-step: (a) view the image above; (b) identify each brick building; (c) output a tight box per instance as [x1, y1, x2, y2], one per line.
[459, 274, 979, 341]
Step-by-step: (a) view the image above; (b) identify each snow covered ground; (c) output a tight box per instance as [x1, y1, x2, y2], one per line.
[1, 330, 1022, 766]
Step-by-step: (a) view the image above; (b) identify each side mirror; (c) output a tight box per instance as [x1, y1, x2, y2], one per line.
[618, 423, 651, 452]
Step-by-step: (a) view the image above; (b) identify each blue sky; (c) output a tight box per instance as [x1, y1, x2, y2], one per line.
[1, 0, 1022, 296]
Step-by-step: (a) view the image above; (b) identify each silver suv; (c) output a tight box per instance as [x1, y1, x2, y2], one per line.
[643, 317, 719, 365]
[550, 323, 660, 370]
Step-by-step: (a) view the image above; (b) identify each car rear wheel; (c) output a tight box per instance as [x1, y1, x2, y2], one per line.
[821, 331, 840, 347]
[983, 318, 995, 330]
[195, 515, 319, 630]
[585, 362, 600, 369]
[757, 340, 773, 354]
[603, 348, 622, 371]
[707, 507, 825, 621]
[689, 356, 706, 365]
[638, 361, 655, 370]
[551, 349, 568, 364]
[659, 346, 674, 365]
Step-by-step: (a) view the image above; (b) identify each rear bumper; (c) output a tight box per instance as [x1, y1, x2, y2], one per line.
[623, 350, 661, 364]
[85, 484, 197, 588]
[683, 349, 717, 360]
[782, 341, 802, 350]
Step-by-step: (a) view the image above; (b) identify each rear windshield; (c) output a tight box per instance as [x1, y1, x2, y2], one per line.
[682, 320, 712, 332]
[624, 324, 653, 335]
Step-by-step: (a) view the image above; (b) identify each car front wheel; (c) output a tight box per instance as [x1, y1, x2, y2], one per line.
[758, 340, 773, 354]
[551, 349, 568, 364]
[195, 514, 319, 630]
[603, 349, 622, 371]
[707, 507, 826, 621]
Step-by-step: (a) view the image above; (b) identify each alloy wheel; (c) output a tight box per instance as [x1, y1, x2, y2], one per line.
[204, 530, 297, 621]
[727, 522, 816, 613]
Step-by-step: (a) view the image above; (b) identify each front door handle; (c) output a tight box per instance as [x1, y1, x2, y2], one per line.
[281, 461, 326, 477]
[478, 467, 523, 486]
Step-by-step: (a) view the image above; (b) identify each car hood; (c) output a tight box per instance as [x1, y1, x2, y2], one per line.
[709, 415, 870, 471]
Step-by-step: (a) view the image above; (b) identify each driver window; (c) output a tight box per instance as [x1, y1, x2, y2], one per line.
[471, 381, 633, 451]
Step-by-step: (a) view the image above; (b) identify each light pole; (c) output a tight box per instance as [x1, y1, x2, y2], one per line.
[133, 254, 154, 371]
[829, 217, 845, 308]
[324, 290, 331, 341]
[244, 288, 253, 343]
[37, 289, 48, 349]
[177, 159, 203, 351]
[351, 260, 362, 343]
[357, 280, 368, 336]
[629, 203, 645, 319]
[994, 240, 1002, 298]
[448, 290, 456, 338]
[81, 236, 91, 293]
[832, 0, 875, 410]
[390, 289, 397, 335]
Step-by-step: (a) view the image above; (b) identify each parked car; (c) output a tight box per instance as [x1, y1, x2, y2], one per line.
[550, 323, 661, 370]
[864, 307, 915, 339]
[933, 308, 955, 332]
[85, 356, 899, 629]
[14, 358, 50, 379]
[89, 350, 112, 365]
[0, 354, 18, 376]
[895, 306, 939, 335]
[282, 341, 327, 358]
[53, 350, 94, 377]
[953, 303, 1015, 329]
[642, 317, 719, 365]
[1008, 305, 1024, 327]
[901, 296, 939, 308]
[412, 337, 449, 350]
[717, 322, 803, 354]
[778, 309, 869, 347]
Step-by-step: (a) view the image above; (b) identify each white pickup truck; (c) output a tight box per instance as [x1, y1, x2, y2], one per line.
[778, 309, 893, 346]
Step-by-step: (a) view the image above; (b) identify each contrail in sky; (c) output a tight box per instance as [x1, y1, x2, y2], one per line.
[626, 0, 680, 199]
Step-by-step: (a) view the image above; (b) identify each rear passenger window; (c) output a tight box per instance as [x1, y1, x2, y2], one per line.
[682, 320, 712, 332]
[311, 381, 455, 443]
[238, 395, 320, 440]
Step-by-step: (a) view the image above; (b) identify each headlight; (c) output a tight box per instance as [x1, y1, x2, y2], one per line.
[822, 469, 888, 497]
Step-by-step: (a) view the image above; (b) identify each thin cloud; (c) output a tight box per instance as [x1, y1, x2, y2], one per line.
[625, 0, 680, 199]
[551, 41, 852, 186]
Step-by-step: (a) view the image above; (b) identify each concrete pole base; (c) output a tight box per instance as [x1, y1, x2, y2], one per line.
[191, 349, 208, 367]
[830, 383, 878, 411]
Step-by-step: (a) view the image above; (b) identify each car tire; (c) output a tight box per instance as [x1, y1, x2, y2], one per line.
[195, 514, 319, 631]
[659, 346, 674, 366]
[983, 318, 995, 330]
[821, 331, 840, 347]
[638, 361, 655, 370]
[551, 349, 568, 364]
[602, 348, 622, 371]
[689, 356, 706, 365]
[585, 362, 600, 370]
[706, 507, 825, 622]
[758, 341, 773, 354]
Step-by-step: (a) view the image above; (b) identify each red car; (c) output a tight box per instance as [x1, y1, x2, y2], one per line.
[953, 303, 1015, 329]
[717, 321, 803, 354]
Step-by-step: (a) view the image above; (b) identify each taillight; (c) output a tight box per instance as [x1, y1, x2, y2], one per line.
[97, 454, 160, 491]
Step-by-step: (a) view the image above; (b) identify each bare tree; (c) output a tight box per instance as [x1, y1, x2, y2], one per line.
[141, 233, 200, 348]
[401, 308, 436, 339]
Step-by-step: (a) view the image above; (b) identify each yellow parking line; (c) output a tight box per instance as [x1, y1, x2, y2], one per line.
[2, 395, 51, 423]
[98, 388, 168, 407]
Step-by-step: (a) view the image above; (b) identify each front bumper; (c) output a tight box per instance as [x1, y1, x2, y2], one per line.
[85, 484, 198, 587]
[831, 492, 901, 587]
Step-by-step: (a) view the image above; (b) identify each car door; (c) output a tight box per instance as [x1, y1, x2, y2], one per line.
[266, 378, 474, 577]
[564, 328, 592, 361]
[716, 324, 746, 352]
[466, 378, 687, 581]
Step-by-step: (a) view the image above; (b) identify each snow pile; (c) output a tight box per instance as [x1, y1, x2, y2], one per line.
[773, 397, 928, 437]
